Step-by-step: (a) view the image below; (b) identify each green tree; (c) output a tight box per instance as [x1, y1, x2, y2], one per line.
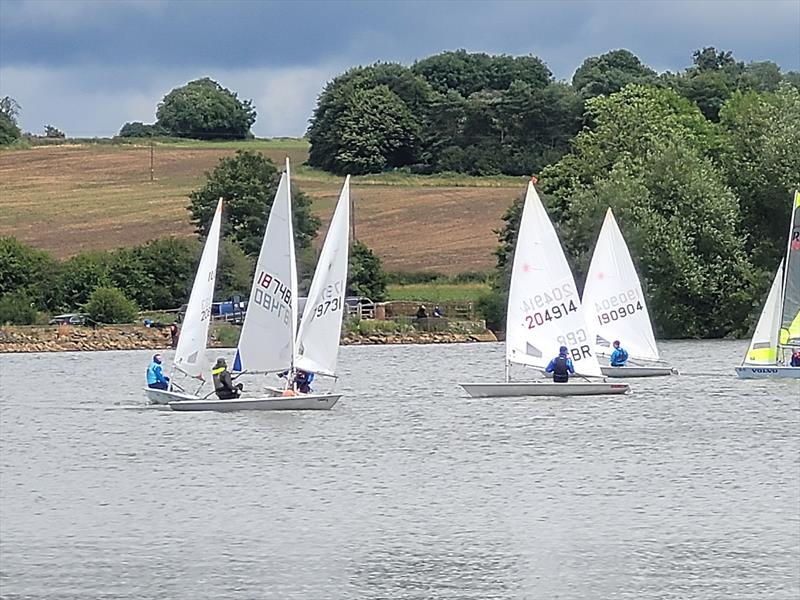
[718, 84, 800, 268]
[58, 252, 111, 309]
[308, 64, 430, 174]
[0, 290, 38, 325]
[118, 122, 166, 138]
[0, 237, 59, 309]
[216, 239, 255, 300]
[348, 241, 387, 301]
[188, 150, 320, 256]
[412, 50, 550, 97]
[0, 96, 21, 145]
[83, 287, 139, 324]
[133, 238, 199, 309]
[156, 77, 256, 140]
[331, 85, 421, 174]
[572, 49, 658, 99]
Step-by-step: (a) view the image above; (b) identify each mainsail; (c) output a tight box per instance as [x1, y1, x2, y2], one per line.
[583, 208, 660, 362]
[505, 182, 603, 378]
[295, 176, 351, 377]
[234, 159, 298, 373]
[173, 198, 223, 378]
[780, 190, 800, 346]
[743, 264, 783, 365]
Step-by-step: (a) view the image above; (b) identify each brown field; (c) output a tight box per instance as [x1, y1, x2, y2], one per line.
[0, 143, 522, 274]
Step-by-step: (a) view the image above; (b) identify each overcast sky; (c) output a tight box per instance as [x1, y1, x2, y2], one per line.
[1, 0, 798, 138]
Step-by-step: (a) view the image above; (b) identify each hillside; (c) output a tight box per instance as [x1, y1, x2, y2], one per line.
[0, 140, 523, 274]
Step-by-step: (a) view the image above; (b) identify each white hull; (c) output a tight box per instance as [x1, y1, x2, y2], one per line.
[144, 387, 201, 405]
[735, 366, 800, 379]
[460, 382, 630, 398]
[601, 366, 678, 378]
[168, 393, 341, 411]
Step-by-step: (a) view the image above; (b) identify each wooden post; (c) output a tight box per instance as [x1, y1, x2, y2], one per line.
[149, 140, 154, 181]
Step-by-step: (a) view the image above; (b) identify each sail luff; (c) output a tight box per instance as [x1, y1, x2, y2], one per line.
[172, 198, 223, 379]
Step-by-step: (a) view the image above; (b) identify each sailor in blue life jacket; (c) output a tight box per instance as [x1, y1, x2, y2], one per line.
[146, 354, 170, 390]
[610, 340, 629, 367]
[545, 346, 575, 383]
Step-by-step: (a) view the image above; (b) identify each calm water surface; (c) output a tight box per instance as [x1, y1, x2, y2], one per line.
[1, 341, 798, 599]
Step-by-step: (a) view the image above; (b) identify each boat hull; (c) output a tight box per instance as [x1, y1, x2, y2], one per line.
[459, 382, 630, 397]
[600, 366, 678, 378]
[168, 393, 341, 411]
[734, 366, 800, 379]
[144, 387, 201, 405]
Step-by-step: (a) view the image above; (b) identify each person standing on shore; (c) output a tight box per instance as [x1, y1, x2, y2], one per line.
[169, 322, 180, 349]
[146, 354, 170, 390]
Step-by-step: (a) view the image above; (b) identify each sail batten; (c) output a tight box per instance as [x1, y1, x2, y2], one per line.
[505, 182, 603, 378]
[583, 208, 660, 363]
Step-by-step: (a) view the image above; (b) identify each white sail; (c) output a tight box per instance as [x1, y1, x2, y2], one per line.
[743, 264, 783, 365]
[172, 198, 223, 379]
[505, 182, 603, 378]
[583, 208, 660, 362]
[295, 176, 351, 377]
[234, 159, 298, 373]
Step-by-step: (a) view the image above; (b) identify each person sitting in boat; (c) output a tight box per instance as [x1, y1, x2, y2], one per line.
[146, 354, 170, 390]
[294, 369, 315, 394]
[212, 357, 243, 400]
[545, 346, 575, 383]
[791, 350, 800, 367]
[610, 340, 629, 367]
[278, 369, 315, 393]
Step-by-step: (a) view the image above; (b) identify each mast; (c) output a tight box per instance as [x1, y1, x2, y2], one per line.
[286, 156, 299, 378]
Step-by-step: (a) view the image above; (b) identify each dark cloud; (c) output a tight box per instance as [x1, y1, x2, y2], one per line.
[1, 0, 798, 136]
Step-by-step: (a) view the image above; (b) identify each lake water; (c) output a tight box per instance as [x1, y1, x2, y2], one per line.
[1, 341, 798, 599]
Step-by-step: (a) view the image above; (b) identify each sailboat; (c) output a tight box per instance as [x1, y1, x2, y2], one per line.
[169, 160, 351, 410]
[460, 181, 630, 397]
[145, 198, 224, 404]
[582, 208, 677, 377]
[735, 190, 800, 379]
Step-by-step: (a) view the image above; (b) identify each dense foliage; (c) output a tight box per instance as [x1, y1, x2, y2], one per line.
[118, 121, 167, 138]
[307, 53, 582, 176]
[308, 48, 799, 178]
[83, 287, 139, 324]
[156, 78, 256, 140]
[188, 150, 320, 256]
[0, 96, 22, 145]
[348, 241, 388, 301]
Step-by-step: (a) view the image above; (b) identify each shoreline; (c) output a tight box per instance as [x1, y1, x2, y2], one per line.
[0, 324, 497, 353]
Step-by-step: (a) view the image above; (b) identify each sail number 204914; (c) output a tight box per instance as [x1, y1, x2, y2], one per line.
[521, 283, 576, 329]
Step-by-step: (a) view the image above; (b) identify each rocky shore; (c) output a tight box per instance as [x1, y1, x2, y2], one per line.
[0, 324, 496, 353]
